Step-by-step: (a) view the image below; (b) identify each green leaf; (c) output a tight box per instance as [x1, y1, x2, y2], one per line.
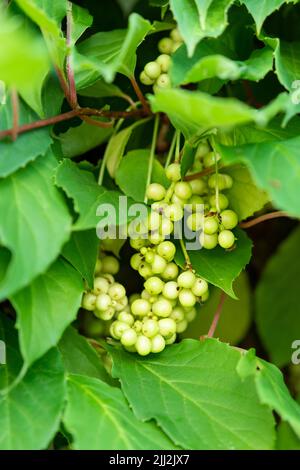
[169, 0, 204, 57]
[240, 0, 294, 34]
[237, 351, 300, 438]
[71, 4, 93, 44]
[115, 149, 169, 202]
[181, 143, 196, 176]
[58, 120, 113, 158]
[195, 0, 234, 38]
[175, 229, 252, 298]
[277, 421, 300, 450]
[78, 79, 125, 99]
[275, 40, 300, 91]
[0, 316, 65, 450]
[0, 11, 50, 115]
[0, 100, 52, 177]
[54, 159, 128, 230]
[11, 257, 83, 366]
[182, 272, 252, 345]
[104, 118, 151, 177]
[75, 13, 152, 84]
[109, 338, 275, 449]
[218, 135, 300, 217]
[63, 374, 177, 450]
[62, 230, 99, 288]
[0, 152, 72, 300]
[16, 0, 67, 68]
[58, 327, 113, 384]
[255, 227, 300, 368]
[223, 165, 269, 221]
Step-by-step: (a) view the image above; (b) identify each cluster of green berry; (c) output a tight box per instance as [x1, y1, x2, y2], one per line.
[139, 27, 183, 91]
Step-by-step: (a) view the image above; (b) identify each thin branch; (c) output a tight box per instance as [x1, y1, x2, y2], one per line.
[54, 66, 71, 105]
[206, 291, 226, 338]
[184, 166, 216, 181]
[130, 76, 151, 115]
[239, 211, 290, 228]
[144, 114, 160, 204]
[179, 238, 193, 271]
[66, 1, 77, 108]
[81, 115, 114, 128]
[11, 88, 19, 141]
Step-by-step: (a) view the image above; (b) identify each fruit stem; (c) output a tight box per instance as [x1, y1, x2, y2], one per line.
[144, 114, 160, 203]
[164, 131, 177, 168]
[179, 238, 193, 271]
[175, 130, 181, 163]
[11, 87, 19, 141]
[206, 291, 226, 338]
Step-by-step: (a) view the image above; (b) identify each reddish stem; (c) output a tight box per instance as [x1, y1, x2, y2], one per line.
[66, 1, 77, 108]
[184, 166, 216, 181]
[130, 76, 151, 115]
[206, 292, 226, 338]
[239, 211, 290, 228]
[11, 88, 19, 141]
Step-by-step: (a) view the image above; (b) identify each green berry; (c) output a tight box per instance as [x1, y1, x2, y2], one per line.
[108, 282, 126, 301]
[151, 334, 165, 353]
[157, 241, 176, 261]
[151, 201, 168, 213]
[176, 319, 188, 333]
[133, 320, 143, 333]
[191, 278, 208, 297]
[156, 73, 171, 88]
[144, 61, 161, 79]
[152, 298, 173, 317]
[146, 183, 166, 201]
[82, 314, 104, 338]
[162, 281, 179, 300]
[129, 293, 140, 304]
[145, 250, 155, 264]
[140, 70, 154, 85]
[158, 37, 173, 54]
[148, 232, 165, 245]
[174, 181, 192, 200]
[171, 194, 186, 207]
[130, 253, 143, 270]
[82, 292, 97, 311]
[101, 256, 120, 275]
[164, 203, 183, 222]
[220, 209, 238, 230]
[178, 289, 197, 308]
[130, 237, 147, 250]
[172, 42, 181, 52]
[94, 258, 102, 274]
[165, 333, 177, 345]
[209, 194, 229, 210]
[203, 151, 220, 168]
[187, 195, 204, 212]
[148, 211, 161, 231]
[208, 174, 233, 190]
[177, 271, 196, 289]
[144, 276, 165, 295]
[136, 335, 152, 356]
[95, 293, 112, 311]
[110, 321, 129, 340]
[187, 212, 203, 232]
[156, 54, 171, 72]
[170, 306, 185, 323]
[138, 262, 153, 279]
[201, 290, 210, 302]
[195, 141, 210, 158]
[94, 306, 115, 321]
[162, 262, 179, 281]
[141, 289, 152, 301]
[114, 297, 129, 312]
[218, 230, 235, 249]
[93, 276, 110, 295]
[203, 216, 219, 235]
[189, 179, 207, 195]
[170, 27, 182, 42]
[159, 217, 173, 236]
[151, 255, 167, 274]
[121, 328, 137, 347]
[131, 298, 151, 317]
[142, 318, 159, 338]
[118, 312, 134, 326]
[158, 318, 177, 337]
[185, 307, 197, 322]
[199, 232, 218, 250]
[165, 162, 181, 182]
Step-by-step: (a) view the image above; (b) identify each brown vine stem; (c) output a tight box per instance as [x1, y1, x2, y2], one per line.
[66, 1, 77, 108]
[130, 76, 151, 115]
[239, 211, 289, 229]
[206, 291, 227, 339]
[0, 107, 146, 140]
[184, 166, 216, 181]
[11, 88, 19, 141]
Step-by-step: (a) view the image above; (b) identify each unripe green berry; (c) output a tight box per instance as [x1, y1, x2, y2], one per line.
[129, 293, 140, 304]
[170, 306, 185, 323]
[189, 179, 207, 196]
[203, 216, 219, 235]
[135, 335, 152, 356]
[133, 320, 143, 333]
[201, 290, 210, 302]
[158, 318, 177, 337]
[144, 276, 165, 295]
[141, 289, 152, 301]
[93, 277, 110, 295]
[82, 292, 97, 311]
[118, 312, 134, 326]
[142, 318, 159, 338]
[178, 288, 197, 308]
[203, 151, 220, 168]
[108, 282, 126, 301]
[187, 212, 203, 232]
[148, 211, 161, 231]
[174, 181, 192, 200]
[159, 217, 173, 236]
[165, 162, 181, 182]
[164, 203, 183, 222]
[162, 262, 179, 281]
[176, 319, 188, 333]
[199, 232, 218, 250]
[148, 232, 165, 245]
[156, 54, 171, 72]
[82, 314, 104, 337]
[110, 321, 129, 340]
[170, 27, 182, 42]
[208, 174, 233, 190]
[138, 262, 153, 279]
[121, 328, 137, 347]
[151, 334, 165, 353]
[94, 258, 102, 274]
[162, 281, 179, 300]
[156, 73, 171, 89]
[131, 298, 151, 317]
[146, 183, 166, 201]
[157, 241, 176, 261]
[158, 37, 173, 54]
[152, 298, 173, 318]
[145, 250, 155, 264]
[114, 296, 128, 312]
[151, 254, 167, 274]
[96, 293, 112, 311]
[140, 70, 155, 85]
[151, 201, 168, 214]
[172, 42, 181, 52]
[101, 256, 119, 275]
[130, 237, 147, 250]
[195, 141, 210, 158]
[191, 278, 208, 297]
[218, 230, 235, 249]
[186, 195, 204, 212]
[165, 333, 177, 345]
[220, 209, 238, 230]
[185, 307, 197, 322]
[144, 61, 161, 79]
[177, 271, 196, 289]
[209, 194, 229, 210]
[130, 253, 143, 270]
[94, 306, 115, 321]
[171, 194, 186, 208]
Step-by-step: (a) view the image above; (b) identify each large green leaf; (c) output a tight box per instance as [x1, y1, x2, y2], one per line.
[0, 316, 65, 450]
[115, 149, 169, 202]
[218, 135, 300, 217]
[275, 40, 300, 91]
[71, 3, 93, 44]
[277, 421, 300, 450]
[195, 0, 234, 38]
[182, 272, 252, 345]
[62, 230, 99, 288]
[0, 153, 72, 300]
[63, 374, 177, 450]
[0, 99, 52, 177]
[169, 0, 204, 57]
[224, 165, 269, 221]
[240, 0, 295, 34]
[58, 327, 113, 384]
[54, 159, 128, 230]
[237, 350, 300, 438]
[58, 120, 113, 158]
[175, 229, 252, 298]
[109, 338, 275, 450]
[11, 258, 83, 366]
[255, 227, 300, 368]
[75, 13, 152, 85]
